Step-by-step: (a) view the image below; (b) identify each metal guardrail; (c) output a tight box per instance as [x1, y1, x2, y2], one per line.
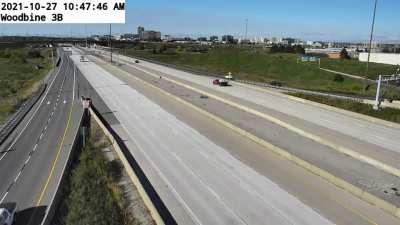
[0, 84, 47, 147]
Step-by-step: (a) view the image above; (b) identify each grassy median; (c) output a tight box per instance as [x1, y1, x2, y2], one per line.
[289, 92, 400, 124]
[319, 57, 397, 80]
[0, 48, 52, 124]
[60, 122, 140, 225]
[122, 44, 399, 98]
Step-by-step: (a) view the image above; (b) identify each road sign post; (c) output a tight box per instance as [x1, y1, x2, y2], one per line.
[374, 74, 400, 110]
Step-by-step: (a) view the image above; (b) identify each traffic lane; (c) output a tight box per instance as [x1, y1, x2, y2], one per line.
[5, 76, 73, 225]
[114, 61, 400, 207]
[121, 55, 400, 155]
[74, 58, 334, 225]
[0, 55, 68, 195]
[3, 59, 74, 209]
[98, 58, 400, 225]
[3, 57, 80, 225]
[0, 52, 66, 159]
[75, 63, 119, 126]
[0, 55, 70, 201]
[119, 58, 400, 174]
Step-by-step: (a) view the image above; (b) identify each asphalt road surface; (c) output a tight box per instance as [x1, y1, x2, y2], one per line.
[0, 48, 83, 225]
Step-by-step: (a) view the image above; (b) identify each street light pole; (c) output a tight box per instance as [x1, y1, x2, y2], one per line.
[245, 19, 248, 41]
[85, 24, 88, 48]
[109, 24, 113, 63]
[365, 0, 378, 80]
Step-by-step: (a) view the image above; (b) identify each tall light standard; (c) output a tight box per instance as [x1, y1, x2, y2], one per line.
[245, 19, 248, 41]
[365, 0, 378, 81]
[84, 24, 88, 48]
[109, 24, 113, 63]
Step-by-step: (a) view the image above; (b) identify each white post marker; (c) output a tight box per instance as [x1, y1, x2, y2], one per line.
[374, 75, 382, 110]
[374, 74, 400, 110]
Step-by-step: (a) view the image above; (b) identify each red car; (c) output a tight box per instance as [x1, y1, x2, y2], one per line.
[213, 79, 229, 86]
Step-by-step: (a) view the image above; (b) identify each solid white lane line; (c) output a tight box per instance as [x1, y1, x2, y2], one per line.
[0, 153, 6, 161]
[14, 171, 22, 182]
[25, 156, 30, 164]
[0, 192, 8, 204]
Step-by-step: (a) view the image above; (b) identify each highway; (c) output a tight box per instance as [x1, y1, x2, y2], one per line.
[73, 48, 400, 225]
[90, 48, 400, 208]
[0, 48, 83, 225]
[110, 52, 400, 159]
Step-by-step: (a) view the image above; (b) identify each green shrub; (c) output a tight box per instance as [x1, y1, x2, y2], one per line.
[333, 74, 345, 83]
[65, 140, 124, 225]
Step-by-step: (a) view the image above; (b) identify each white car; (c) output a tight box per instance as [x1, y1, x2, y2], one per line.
[0, 203, 17, 225]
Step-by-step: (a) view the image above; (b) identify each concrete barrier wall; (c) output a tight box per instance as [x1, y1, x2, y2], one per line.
[359, 53, 400, 66]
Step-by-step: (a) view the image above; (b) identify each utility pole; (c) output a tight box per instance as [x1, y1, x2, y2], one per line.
[85, 24, 88, 48]
[365, 0, 378, 82]
[109, 24, 113, 63]
[245, 19, 248, 41]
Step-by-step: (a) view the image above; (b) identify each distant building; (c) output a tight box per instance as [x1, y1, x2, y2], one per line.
[137, 26, 145, 36]
[239, 38, 251, 44]
[359, 53, 400, 65]
[197, 37, 207, 42]
[312, 42, 323, 48]
[210, 36, 219, 42]
[121, 33, 138, 40]
[222, 35, 235, 44]
[282, 38, 295, 46]
[270, 37, 278, 44]
[327, 53, 341, 59]
[137, 26, 161, 41]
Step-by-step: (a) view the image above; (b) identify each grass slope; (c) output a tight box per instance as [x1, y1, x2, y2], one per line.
[125, 45, 398, 97]
[0, 48, 52, 123]
[320, 58, 397, 79]
[289, 92, 400, 124]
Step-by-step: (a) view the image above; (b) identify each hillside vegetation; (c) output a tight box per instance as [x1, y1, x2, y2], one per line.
[122, 44, 399, 98]
[0, 48, 52, 123]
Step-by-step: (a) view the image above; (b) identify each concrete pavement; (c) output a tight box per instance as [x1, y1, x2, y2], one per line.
[72, 53, 335, 225]
[72, 48, 400, 224]
[87, 50, 400, 208]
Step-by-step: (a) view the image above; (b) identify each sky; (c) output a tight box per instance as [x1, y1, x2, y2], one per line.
[1, 0, 399, 43]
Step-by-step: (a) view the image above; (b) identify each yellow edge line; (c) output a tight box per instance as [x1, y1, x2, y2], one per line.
[331, 197, 379, 225]
[35, 87, 75, 206]
[98, 58, 390, 223]
[127, 62, 400, 179]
